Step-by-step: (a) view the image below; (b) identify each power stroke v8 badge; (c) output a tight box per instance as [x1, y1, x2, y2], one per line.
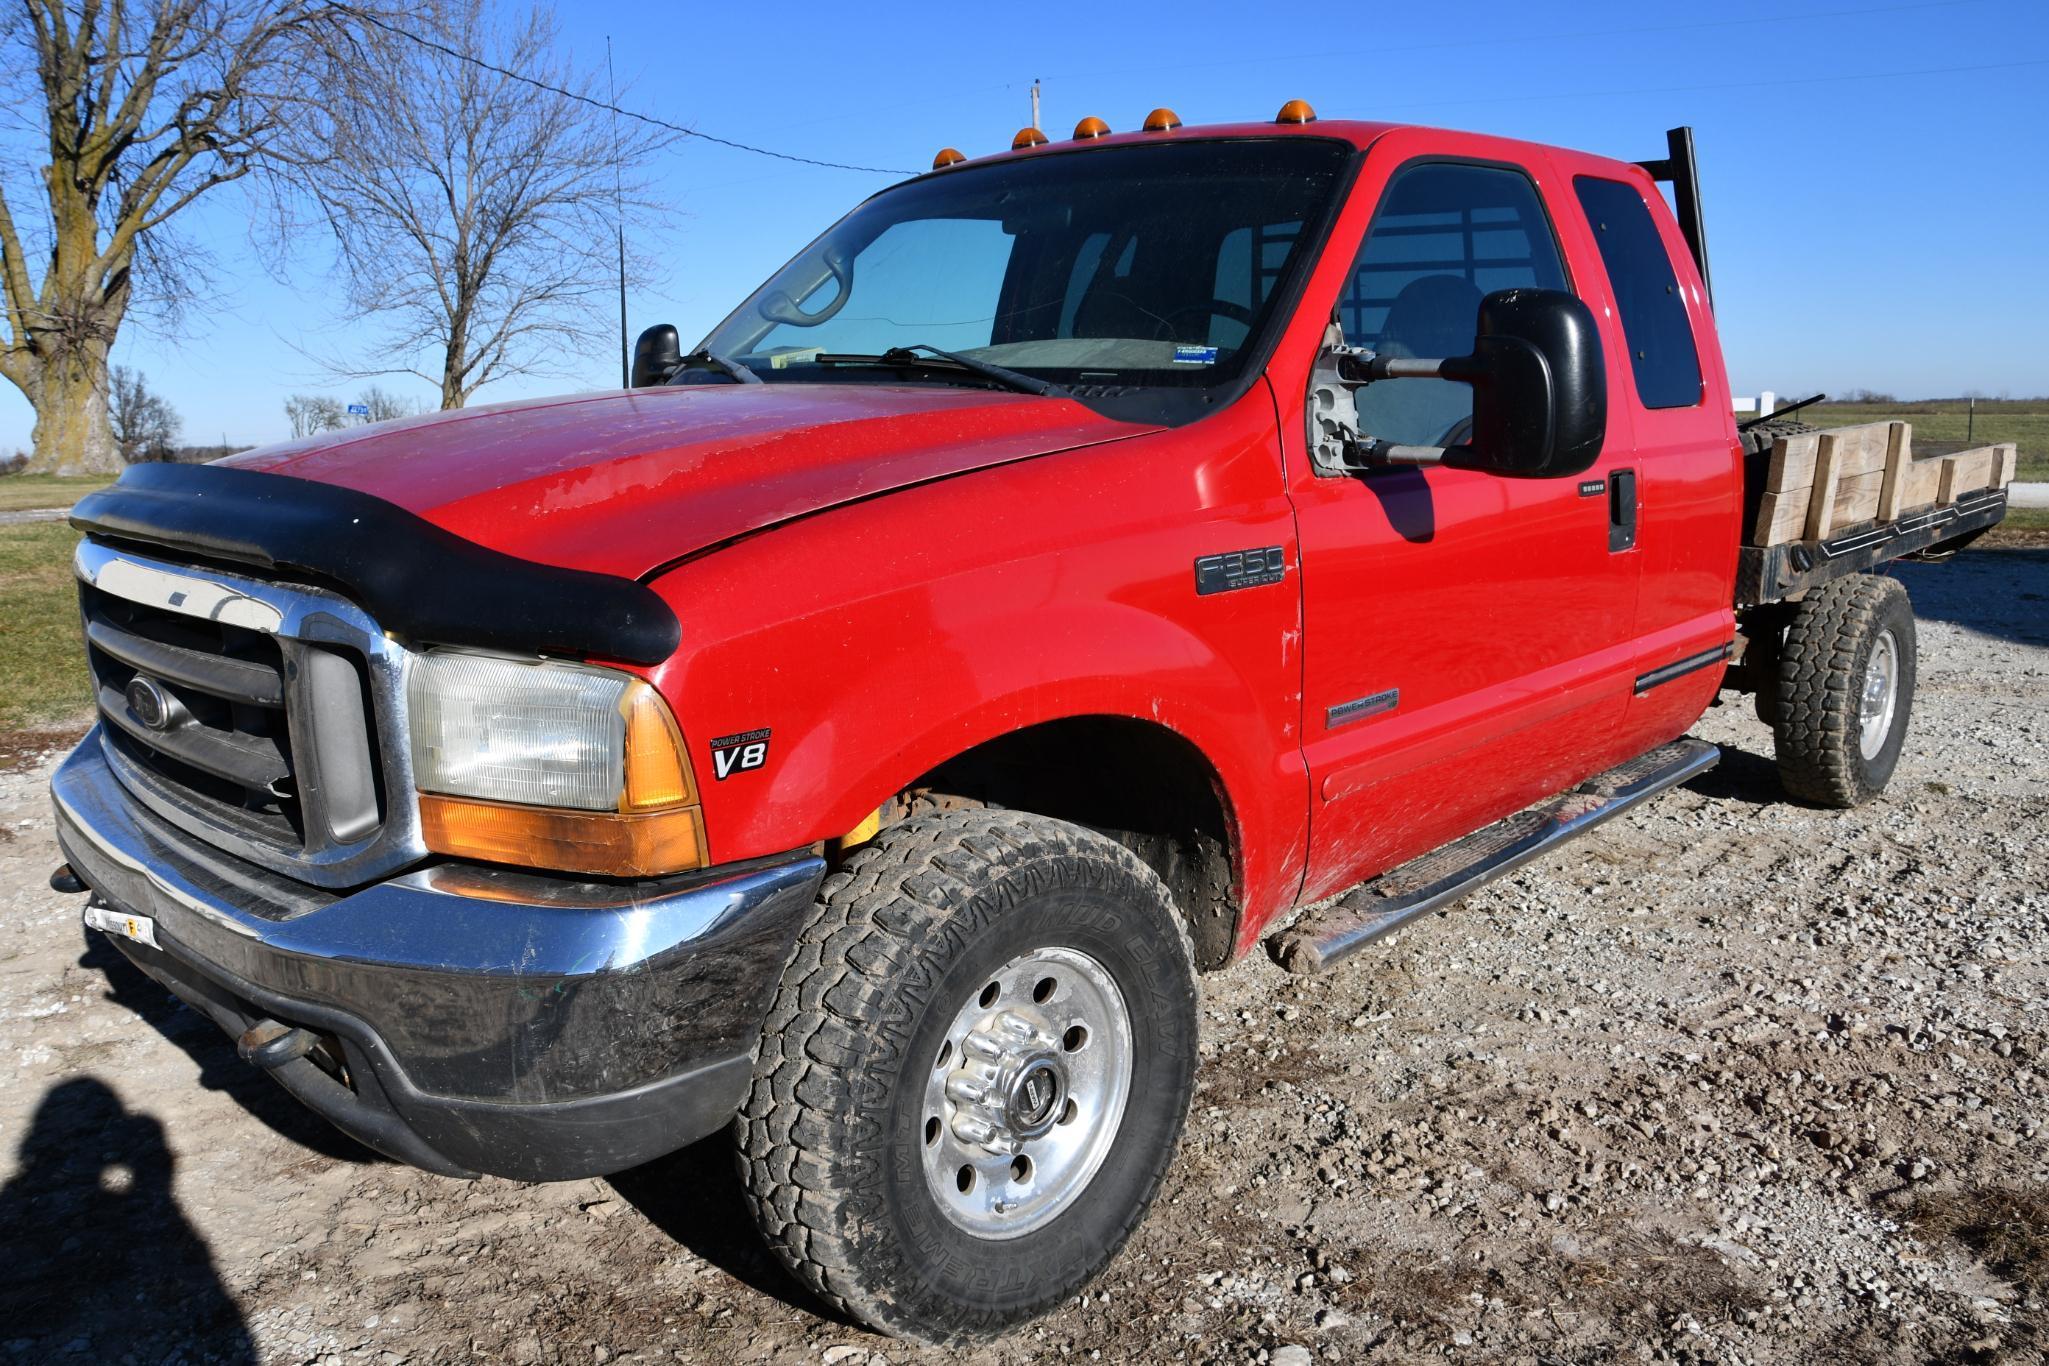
[709, 728, 771, 780]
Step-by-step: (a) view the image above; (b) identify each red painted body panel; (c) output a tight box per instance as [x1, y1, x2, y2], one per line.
[224, 385, 1157, 578]
[644, 394, 1312, 926]
[1277, 129, 1655, 909]
[221, 118, 1740, 961]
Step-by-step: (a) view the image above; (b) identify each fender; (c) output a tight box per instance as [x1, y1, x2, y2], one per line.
[645, 396, 1313, 947]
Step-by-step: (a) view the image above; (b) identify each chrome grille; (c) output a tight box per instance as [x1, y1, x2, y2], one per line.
[75, 540, 426, 888]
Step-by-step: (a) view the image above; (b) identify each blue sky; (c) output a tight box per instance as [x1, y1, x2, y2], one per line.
[4, 0, 2044, 454]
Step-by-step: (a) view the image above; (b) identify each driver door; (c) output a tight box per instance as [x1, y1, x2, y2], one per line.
[1289, 149, 1646, 904]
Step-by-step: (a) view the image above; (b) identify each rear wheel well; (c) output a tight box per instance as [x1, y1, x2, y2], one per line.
[887, 717, 1239, 970]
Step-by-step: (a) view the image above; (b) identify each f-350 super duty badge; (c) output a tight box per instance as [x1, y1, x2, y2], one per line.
[1194, 546, 1287, 596]
[710, 728, 771, 780]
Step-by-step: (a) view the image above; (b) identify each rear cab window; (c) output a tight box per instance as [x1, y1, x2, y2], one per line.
[1572, 177, 1704, 410]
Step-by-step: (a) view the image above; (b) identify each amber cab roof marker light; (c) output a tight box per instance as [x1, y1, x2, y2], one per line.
[1011, 126, 1049, 150]
[1141, 107, 1182, 133]
[932, 147, 966, 169]
[1072, 115, 1111, 141]
[1276, 98, 1318, 125]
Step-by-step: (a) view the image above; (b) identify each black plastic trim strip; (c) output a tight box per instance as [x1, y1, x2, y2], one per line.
[86, 616, 284, 706]
[1633, 643, 1731, 695]
[97, 683, 290, 790]
[72, 463, 681, 665]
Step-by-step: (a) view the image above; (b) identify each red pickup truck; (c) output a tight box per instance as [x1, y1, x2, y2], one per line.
[50, 108, 2008, 1343]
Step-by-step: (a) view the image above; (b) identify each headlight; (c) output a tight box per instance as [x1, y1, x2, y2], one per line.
[407, 650, 703, 876]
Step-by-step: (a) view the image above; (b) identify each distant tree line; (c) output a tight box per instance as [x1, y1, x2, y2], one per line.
[283, 386, 425, 437]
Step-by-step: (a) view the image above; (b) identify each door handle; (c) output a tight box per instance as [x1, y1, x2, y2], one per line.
[1608, 468, 1637, 552]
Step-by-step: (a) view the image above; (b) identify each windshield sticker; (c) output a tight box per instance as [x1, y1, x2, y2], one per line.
[1173, 344, 1219, 366]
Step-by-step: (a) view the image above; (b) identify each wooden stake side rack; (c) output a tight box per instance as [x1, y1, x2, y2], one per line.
[1751, 422, 2016, 546]
[1738, 421, 2015, 607]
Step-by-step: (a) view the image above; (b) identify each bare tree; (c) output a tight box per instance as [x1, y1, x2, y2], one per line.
[0, 1, 395, 473]
[355, 383, 423, 423]
[292, 0, 673, 408]
[284, 392, 347, 437]
[109, 365, 180, 461]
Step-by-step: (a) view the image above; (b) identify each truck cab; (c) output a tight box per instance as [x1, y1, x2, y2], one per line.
[53, 106, 1995, 1345]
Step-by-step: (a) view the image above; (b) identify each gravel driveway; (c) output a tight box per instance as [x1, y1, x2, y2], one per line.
[3, 548, 2044, 1366]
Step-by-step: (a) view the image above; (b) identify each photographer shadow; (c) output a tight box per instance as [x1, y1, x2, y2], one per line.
[0, 1076, 255, 1362]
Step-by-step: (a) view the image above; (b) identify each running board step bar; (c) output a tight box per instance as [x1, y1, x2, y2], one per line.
[1268, 737, 1720, 975]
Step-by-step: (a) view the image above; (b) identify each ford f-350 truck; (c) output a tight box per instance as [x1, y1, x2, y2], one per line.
[49, 107, 2012, 1343]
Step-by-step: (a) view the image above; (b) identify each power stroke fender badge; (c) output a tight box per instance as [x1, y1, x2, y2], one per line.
[1194, 546, 1287, 596]
[709, 728, 771, 781]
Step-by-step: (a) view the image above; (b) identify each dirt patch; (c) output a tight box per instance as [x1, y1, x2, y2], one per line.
[0, 725, 88, 773]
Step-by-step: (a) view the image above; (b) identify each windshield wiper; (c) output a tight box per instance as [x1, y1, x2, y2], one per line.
[812, 345, 1065, 398]
[670, 349, 762, 385]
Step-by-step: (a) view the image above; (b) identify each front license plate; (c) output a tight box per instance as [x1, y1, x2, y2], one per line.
[84, 905, 159, 949]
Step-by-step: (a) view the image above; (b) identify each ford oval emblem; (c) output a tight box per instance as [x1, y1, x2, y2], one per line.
[125, 676, 173, 730]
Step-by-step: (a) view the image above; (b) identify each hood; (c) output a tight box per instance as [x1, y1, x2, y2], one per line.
[224, 384, 1157, 580]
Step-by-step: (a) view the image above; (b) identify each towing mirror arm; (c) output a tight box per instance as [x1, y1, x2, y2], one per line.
[1310, 288, 1607, 479]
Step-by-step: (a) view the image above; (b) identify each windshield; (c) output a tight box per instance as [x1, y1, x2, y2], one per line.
[696, 139, 1352, 414]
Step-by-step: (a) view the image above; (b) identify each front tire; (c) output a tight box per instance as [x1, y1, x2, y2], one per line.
[1773, 573, 1917, 807]
[735, 810, 1199, 1344]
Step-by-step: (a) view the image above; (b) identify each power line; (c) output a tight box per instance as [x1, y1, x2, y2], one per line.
[337, 6, 916, 177]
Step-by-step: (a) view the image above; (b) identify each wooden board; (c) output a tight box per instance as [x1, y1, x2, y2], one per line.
[1763, 431, 1823, 493]
[1938, 446, 1999, 504]
[1898, 455, 1946, 511]
[1830, 469, 1885, 527]
[1804, 431, 1849, 539]
[1754, 487, 1813, 545]
[1877, 422, 1913, 522]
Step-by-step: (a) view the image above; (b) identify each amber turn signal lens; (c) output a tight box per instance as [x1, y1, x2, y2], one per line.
[1072, 115, 1110, 140]
[1276, 98, 1317, 124]
[1142, 107, 1181, 132]
[419, 794, 706, 878]
[1011, 126, 1048, 150]
[932, 147, 966, 169]
[622, 681, 694, 812]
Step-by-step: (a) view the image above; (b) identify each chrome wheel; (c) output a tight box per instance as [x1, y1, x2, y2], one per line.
[1859, 628, 1900, 761]
[919, 946, 1133, 1240]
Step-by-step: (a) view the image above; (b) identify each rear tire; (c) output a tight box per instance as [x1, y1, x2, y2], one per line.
[1772, 573, 1916, 807]
[734, 809, 1198, 1345]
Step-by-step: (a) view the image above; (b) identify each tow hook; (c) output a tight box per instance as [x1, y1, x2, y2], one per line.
[49, 864, 86, 894]
[238, 1020, 319, 1070]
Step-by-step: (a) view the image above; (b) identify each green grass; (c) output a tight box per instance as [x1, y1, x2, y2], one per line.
[0, 523, 91, 733]
[1794, 401, 2048, 481]
[0, 473, 110, 513]
[1991, 505, 2049, 535]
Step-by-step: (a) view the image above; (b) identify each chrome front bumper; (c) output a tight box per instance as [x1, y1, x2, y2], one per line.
[52, 733, 824, 1180]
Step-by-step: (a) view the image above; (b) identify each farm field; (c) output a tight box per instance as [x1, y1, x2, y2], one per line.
[0, 474, 109, 514]
[1793, 400, 2048, 481]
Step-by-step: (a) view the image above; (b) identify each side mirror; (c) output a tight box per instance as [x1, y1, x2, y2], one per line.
[630, 324, 682, 388]
[1323, 287, 1606, 478]
[1452, 288, 1606, 478]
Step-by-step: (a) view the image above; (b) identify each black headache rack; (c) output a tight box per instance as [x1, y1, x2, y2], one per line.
[1637, 126, 1712, 306]
[1735, 486, 2009, 607]
[71, 462, 680, 666]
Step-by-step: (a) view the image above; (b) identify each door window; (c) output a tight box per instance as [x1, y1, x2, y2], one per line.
[1572, 176, 1703, 410]
[1338, 162, 1569, 446]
